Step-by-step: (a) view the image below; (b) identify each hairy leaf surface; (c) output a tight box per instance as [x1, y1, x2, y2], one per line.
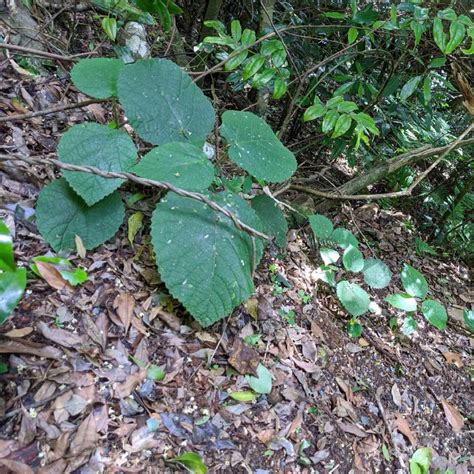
[36, 179, 125, 252]
[58, 123, 137, 206]
[151, 192, 263, 327]
[220, 111, 297, 182]
[132, 142, 214, 191]
[118, 59, 215, 145]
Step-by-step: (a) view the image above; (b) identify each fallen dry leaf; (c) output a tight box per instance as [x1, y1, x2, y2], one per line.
[391, 383, 402, 408]
[441, 399, 464, 433]
[37, 321, 83, 348]
[35, 261, 71, 291]
[228, 337, 259, 376]
[4, 327, 34, 338]
[336, 421, 368, 438]
[154, 308, 180, 331]
[442, 352, 463, 368]
[82, 313, 105, 349]
[244, 297, 258, 319]
[114, 293, 135, 333]
[395, 413, 417, 446]
[114, 368, 147, 399]
[0, 459, 34, 474]
[69, 412, 99, 456]
[256, 429, 274, 444]
[0, 339, 62, 359]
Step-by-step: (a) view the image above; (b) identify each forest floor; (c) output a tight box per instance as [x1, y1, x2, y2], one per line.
[0, 13, 473, 474]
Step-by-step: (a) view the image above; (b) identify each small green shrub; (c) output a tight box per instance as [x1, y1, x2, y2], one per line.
[35, 57, 292, 327]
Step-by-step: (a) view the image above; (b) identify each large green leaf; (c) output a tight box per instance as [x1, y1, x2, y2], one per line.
[0, 268, 26, 325]
[401, 264, 428, 298]
[343, 245, 364, 272]
[0, 220, 15, 271]
[363, 258, 392, 289]
[309, 214, 334, 240]
[331, 227, 359, 249]
[132, 142, 214, 191]
[421, 299, 447, 330]
[36, 178, 125, 252]
[118, 59, 215, 145]
[151, 192, 263, 327]
[385, 293, 417, 312]
[246, 363, 273, 394]
[336, 281, 370, 317]
[220, 111, 297, 183]
[58, 123, 137, 206]
[70, 58, 124, 99]
[250, 195, 288, 247]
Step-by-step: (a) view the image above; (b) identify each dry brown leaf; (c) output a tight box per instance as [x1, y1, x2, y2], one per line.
[0, 339, 62, 359]
[4, 327, 33, 338]
[391, 383, 402, 408]
[441, 399, 464, 433]
[37, 459, 67, 474]
[244, 297, 258, 319]
[18, 410, 36, 447]
[256, 429, 274, 444]
[37, 321, 83, 348]
[336, 377, 354, 403]
[310, 320, 325, 340]
[114, 368, 147, 399]
[395, 413, 417, 445]
[75, 235, 86, 258]
[293, 358, 319, 373]
[82, 313, 105, 349]
[442, 352, 464, 368]
[114, 293, 135, 333]
[35, 261, 71, 291]
[70, 412, 99, 456]
[228, 338, 260, 376]
[0, 459, 35, 474]
[336, 421, 368, 438]
[154, 308, 181, 331]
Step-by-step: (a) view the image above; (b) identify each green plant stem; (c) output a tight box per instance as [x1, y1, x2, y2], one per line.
[0, 153, 272, 242]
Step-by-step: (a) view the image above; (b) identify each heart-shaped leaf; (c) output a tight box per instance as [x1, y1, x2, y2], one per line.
[36, 178, 125, 252]
[58, 123, 137, 206]
[220, 111, 297, 183]
[421, 299, 447, 330]
[132, 142, 214, 191]
[118, 59, 215, 145]
[363, 258, 392, 289]
[401, 264, 428, 298]
[309, 214, 334, 240]
[0, 220, 15, 271]
[343, 245, 364, 272]
[71, 58, 124, 99]
[336, 281, 370, 317]
[386, 293, 417, 312]
[246, 363, 272, 394]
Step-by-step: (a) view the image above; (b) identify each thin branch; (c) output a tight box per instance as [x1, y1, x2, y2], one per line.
[0, 154, 271, 242]
[288, 126, 474, 201]
[0, 99, 107, 123]
[0, 43, 76, 62]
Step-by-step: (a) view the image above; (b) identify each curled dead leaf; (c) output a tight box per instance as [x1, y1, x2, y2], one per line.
[442, 352, 463, 368]
[4, 327, 33, 338]
[114, 368, 147, 399]
[113, 293, 135, 333]
[228, 338, 259, 376]
[394, 413, 417, 446]
[441, 399, 464, 433]
[35, 261, 72, 291]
